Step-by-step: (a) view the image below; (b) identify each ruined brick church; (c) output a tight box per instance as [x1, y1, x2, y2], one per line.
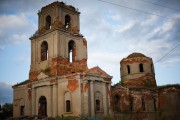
[13, 1, 180, 119]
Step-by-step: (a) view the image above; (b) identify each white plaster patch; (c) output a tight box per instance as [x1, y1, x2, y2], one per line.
[37, 72, 48, 80]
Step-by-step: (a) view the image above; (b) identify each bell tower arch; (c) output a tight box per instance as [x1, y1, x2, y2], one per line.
[29, 2, 87, 81]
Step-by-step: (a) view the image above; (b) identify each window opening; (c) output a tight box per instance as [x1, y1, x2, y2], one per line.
[69, 50, 72, 63]
[38, 96, 47, 116]
[68, 40, 75, 63]
[151, 64, 154, 73]
[20, 106, 24, 116]
[141, 97, 145, 111]
[65, 92, 71, 112]
[127, 65, 130, 74]
[130, 97, 133, 111]
[95, 100, 100, 111]
[65, 15, 71, 29]
[139, 63, 144, 72]
[153, 97, 156, 111]
[46, 15, 51, 29]
[66, 100, 71, 112]
[114, 95, 120, 111]
[41, 41, 48, 61]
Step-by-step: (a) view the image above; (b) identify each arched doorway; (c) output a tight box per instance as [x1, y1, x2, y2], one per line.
[38, 96, 47, 116]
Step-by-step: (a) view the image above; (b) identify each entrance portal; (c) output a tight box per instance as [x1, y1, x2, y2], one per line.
[38, 96, 47, 116]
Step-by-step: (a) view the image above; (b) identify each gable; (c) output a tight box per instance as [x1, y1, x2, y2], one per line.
[84, 66, 111, 77]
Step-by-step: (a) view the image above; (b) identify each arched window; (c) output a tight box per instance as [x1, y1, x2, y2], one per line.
[65, 15, 71, 29]
[68, 40, 75, 63]
[127, 65, 130, 74]
[65, 92, 71, 112]
[95, 91, 102, 111]
[153, 97, 156, 111]
[141, 96, 145, 111]
[38, 96, 47, 116]
[139, 63, 144, 72]
[46, 15, 51, 29]
[114, 95, 120, 111]
[41, 41, 48, 61]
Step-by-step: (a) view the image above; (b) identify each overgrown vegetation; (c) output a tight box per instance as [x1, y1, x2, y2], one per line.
[55, 116, 77, 120]
[157, 84, 180, 90]
[102, 114, 115, 120]
[0, 103, 13, 119]
[111, 81, 121, 89]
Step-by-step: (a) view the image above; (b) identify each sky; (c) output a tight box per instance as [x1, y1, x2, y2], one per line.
[0, 0, 180, 105]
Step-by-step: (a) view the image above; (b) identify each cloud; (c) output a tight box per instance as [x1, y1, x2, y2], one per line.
[0, 14, 28, 28]
[81, 4, 180, 69]
[116, 20, 136, 33]
[0, 13, 36, 48]
[89, 52, 121, 66]
[160, 58, 180, 67]
[0, 82, 13, 105]
[141, 15, 158, 26]
[0, 0, 52, 14]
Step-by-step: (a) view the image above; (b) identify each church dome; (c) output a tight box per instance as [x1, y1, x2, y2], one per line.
[120, 52, 157, 88]
[127, 52, 146, 58]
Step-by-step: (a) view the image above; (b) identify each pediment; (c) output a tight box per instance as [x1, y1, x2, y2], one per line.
[85, 66, 111, 77]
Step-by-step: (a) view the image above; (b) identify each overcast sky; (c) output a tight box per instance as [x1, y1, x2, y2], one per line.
[0, 0, 180, 105]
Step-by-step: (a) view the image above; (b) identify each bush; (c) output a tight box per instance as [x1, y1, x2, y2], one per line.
[55, 116, 76, 120]
[0, 103, 13, 119]
[102, 115, 115, 120]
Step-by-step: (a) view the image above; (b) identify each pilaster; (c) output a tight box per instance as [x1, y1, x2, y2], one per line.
[90, 81, 95, 117]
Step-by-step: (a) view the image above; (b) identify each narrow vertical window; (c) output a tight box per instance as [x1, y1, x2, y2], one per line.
[65, 15, 71, 29]
[69, 50, 72, 63]
[142, 97, 145, 111]
[130, 97, 133, 111]
[151, 64, 154, 73]
[95, 100, 100, 111]
[127, 65, 130, 74]
[139, 63, 144, 72]
[68, 40, 75, 63]
[66, 100, 71, 112]
[20, 106, 24, 116]
[95, 91, 102, 111]
[153, 97, 156, 111]
[114, 95, 120, 111]
[46, 15, 51, 29]
[65, 92, 71, 112]
[19, 99, 25, 116]
[41, 41, 48, 61]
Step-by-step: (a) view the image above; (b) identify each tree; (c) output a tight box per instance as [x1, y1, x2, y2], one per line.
[0, 103, 13, 119]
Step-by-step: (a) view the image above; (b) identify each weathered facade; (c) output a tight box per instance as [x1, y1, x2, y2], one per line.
[111, 53, 180, 120]
[12, 2, 112, 118]
[12, 2, 180, 120]
[121, 53, 157, 88]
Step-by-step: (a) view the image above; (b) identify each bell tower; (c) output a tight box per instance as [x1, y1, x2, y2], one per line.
[29, 2, 88, 81]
